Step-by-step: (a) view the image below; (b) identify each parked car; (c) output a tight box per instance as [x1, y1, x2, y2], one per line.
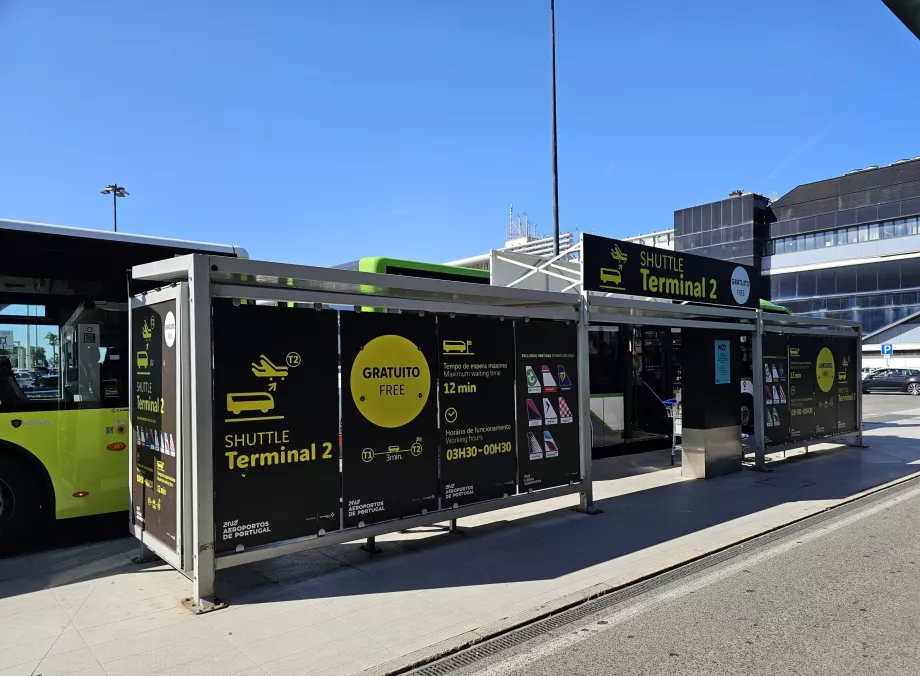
[862, 367, 882, 380]
[13, 370, 34, 390]
[862, 368, 920, 395]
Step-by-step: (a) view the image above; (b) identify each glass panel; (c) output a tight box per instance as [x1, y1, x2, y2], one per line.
[837, 228, 847, 246]
[882, 221, 895, 238]
[869, 223, 880, 240]
[804, 233, 816, 250]
[847, 227, 859, 244]
[878, 261, 900, 290]
[896, 219, 909, 237]
[907, 217, 919, 236]
[858, 225, 869, 242]
[0, 322, 61, 409]
[837, 267, 857, 294]
[816, 269, 835, 295]
[796, 234, 805, 250]
[798, 270, 817, 297]
[857, 263, 879, 293]
[778, 273, 797, 298]
[0, 305, 46, 317]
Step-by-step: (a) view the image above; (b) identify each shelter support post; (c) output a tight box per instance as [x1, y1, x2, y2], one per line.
[187, 256, 221, 612]
[856, 324, 867, 448]
[752, 310, 767, 471]
[577, 291, 601, 514]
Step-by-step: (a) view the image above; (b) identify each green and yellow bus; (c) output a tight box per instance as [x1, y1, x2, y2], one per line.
[0, 219, 246, 543]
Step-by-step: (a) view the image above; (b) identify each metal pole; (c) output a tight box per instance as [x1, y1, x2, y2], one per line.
[550, 0, 560, 257]
[188, 255, 220, 610]
[856, 326, 865, 447]
[113, 189, 118, 233]
[752, 310, 766, 470]
[577, 291, 600, 514]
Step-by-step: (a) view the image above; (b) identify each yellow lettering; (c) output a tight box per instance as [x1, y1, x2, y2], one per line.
[640, 267, 650, 290]
[300, 448, 310, 461]
[226, 451, 238, 469]
[259, 451, 279, 466]
[287, 449, 299, 462]
[649, 275, 659, 293]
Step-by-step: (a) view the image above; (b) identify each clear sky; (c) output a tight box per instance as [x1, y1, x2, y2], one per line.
[0, 1, 916, 266]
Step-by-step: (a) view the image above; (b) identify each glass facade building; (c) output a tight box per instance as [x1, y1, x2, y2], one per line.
[675, 158, 920, 336]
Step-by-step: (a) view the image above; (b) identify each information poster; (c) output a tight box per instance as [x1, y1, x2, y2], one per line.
[438, 316, 516, 506]
[714, 340, 730, 384]
[761, 334, 790, 446]
[341, 312, 439, 526]
[788, 339, 815, 441]
[211, 303, 341, 552]
[813, 342, 838, 437]
[514, 320, 581, 490]
[836, 338, 858, 434]
[131, 300, 179, 552]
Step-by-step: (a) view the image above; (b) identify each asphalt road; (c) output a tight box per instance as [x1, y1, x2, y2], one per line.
[442, 473, 920, 676]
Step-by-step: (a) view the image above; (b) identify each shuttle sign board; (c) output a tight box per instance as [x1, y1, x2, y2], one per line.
[581, 233, 760, 308]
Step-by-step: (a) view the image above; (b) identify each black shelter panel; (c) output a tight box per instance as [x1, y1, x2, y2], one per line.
[212, 302, 341, 552]
[340, 312, 439, 527]
[680, 329, 742, 431]
[762, 333, 791, 447]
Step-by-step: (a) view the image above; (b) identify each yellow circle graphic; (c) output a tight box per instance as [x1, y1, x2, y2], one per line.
[351, 334, 431, 428]
[816, 347, 835, 393]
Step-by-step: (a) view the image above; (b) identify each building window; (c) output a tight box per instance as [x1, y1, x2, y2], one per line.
[870, 223, 879, 241]
[768, 213, 920, 256]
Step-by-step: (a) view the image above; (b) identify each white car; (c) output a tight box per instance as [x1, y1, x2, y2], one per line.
[13, 370, 34, 389]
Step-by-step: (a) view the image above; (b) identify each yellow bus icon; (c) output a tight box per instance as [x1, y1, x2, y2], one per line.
[599, 268, 622, 285]
[136, 351, 149, 369]
[442, 340, 470, 354]
[227, 392, 275, 415]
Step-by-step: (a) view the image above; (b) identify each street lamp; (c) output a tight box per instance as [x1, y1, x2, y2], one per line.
[550, 0, 560, 256]
[100, 184, 129, 232]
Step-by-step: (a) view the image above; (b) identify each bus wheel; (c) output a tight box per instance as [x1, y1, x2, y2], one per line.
[0, 455, 50, 546]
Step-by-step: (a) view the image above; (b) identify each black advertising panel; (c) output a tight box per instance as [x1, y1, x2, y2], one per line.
[212, 303, 340, 552]
[582, 233, 759, 308]
[813, 340, 838, 437]
[836, 338, 858, 434]
[514, 320, 581, 490]
[761, 333, 790, 447]
[341, 312, 439, 526]
[788, 338, 816, 442]
[438, 316, 516, 506]
[131, 300, 179, 552]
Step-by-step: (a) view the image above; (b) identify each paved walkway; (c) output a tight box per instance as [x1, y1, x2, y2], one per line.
[2, 411, 920, 676]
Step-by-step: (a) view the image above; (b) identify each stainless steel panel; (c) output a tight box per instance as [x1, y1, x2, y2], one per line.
[681, 425, 742, 479]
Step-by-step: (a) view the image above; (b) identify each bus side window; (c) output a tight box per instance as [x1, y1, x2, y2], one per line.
[62, 306, 129, 409]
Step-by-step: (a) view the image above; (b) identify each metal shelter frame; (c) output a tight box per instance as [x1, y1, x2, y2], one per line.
[131, 254, 596, 610]
[487, 241, 864, 470]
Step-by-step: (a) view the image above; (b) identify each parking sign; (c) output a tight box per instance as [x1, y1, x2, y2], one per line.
[881, 343, 894, 355]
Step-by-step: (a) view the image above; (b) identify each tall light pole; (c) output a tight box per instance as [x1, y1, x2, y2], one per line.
[100, 184, 129, 232]
[550, 0, 560, 256]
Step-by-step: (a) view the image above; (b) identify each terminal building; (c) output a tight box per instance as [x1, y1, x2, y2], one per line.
[675, 156, 920, 367]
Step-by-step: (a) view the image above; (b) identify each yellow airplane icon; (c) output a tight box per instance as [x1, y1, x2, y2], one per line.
[610, 245, 628, 262]
[251, 355, 289, 379]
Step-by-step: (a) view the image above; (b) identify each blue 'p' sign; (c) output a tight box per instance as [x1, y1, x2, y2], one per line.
[881, 343, 894, 355]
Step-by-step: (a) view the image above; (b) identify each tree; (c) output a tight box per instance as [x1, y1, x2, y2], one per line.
[45, 332, 59, 364]
[30, 346, 46, 367]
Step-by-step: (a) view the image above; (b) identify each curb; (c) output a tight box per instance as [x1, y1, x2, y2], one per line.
[364, 467, 920, 676]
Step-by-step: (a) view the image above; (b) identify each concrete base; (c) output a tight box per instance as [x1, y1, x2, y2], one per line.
[681, 425, 742, 478]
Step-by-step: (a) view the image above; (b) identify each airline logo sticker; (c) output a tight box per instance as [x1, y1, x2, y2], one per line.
[556, 365, 572, 391]
[541, 365, 557, 392]
[543, 431, 559, 458]
[542, 398, 558, 425]
[558, 397, 573, 423]
[526, 399, 543, 427]
[527, 432, 544, 460]
[525, 366, 541, 394]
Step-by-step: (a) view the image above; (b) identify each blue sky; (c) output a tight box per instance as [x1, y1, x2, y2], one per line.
[0, 1, 916, 266]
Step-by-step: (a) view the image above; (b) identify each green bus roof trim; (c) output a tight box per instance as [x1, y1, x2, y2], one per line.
[357, 257, 489, 279]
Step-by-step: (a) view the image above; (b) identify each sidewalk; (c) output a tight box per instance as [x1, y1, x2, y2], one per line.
[2, 411, 920, 676]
